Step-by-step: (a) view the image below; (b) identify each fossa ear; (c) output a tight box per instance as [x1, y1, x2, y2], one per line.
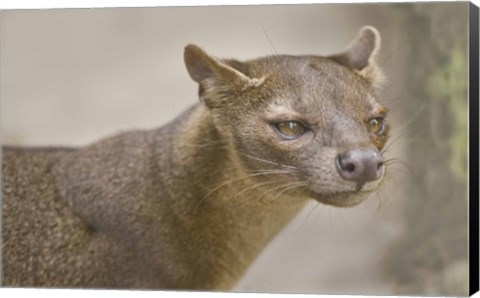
[184, 44, 264, 108]
[330, 26, 384, 87]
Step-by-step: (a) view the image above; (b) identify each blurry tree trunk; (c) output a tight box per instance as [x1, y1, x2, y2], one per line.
[382, 3, 469, 296]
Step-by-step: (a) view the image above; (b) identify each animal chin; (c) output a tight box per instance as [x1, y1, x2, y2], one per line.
[308, 190, 373, 208]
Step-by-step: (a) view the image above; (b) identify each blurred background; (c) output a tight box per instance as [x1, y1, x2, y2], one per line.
[0, 3, 470, 296]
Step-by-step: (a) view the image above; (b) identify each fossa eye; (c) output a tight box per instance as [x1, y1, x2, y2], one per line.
[275, 121, 306, 139]
[367, 117, 385, 135]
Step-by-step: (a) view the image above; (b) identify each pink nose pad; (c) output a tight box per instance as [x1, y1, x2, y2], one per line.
[335, 149, 383, 183]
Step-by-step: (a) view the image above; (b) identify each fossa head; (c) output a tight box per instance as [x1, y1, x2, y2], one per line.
[184, 26, 390, 207]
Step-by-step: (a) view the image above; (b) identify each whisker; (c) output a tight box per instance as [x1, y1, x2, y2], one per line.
[298, 202, 325, 233]
[181, 141, 226, 148]
[379, 78, 402, 95]
[194, 170, 295, 210]
[266, 181, 307, 203]
[384, 158, 414, 177]
[239, 153, 299, 170]
[380, 173, 394, 192]
[232, 180, 280, 199]
[381, 132, 407, 155]
[390, 104, 427, 136]
[245, 169, 295, 176]
[374, 189, 382, 213]
[236, 180, 301, 205]
[258, 20, 286, 78]
[381, 96, 403, 105]
[379, 43, 405, 69]
[259, 21, 279, 56]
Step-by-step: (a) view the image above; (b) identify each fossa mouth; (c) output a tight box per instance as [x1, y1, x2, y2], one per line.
[308, 188, 377, 208]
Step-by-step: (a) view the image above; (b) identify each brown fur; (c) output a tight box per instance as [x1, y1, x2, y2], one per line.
[2, 27, 389, 290]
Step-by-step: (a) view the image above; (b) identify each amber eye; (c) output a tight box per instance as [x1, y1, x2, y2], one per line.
[367, 117, 385, 134]
[275, 121, 306, 139]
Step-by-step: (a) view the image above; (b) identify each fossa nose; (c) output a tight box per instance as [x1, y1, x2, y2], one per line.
[335, 148, 384, 184]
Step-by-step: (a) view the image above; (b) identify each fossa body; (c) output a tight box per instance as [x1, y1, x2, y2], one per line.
[2, 26, 390, 290]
